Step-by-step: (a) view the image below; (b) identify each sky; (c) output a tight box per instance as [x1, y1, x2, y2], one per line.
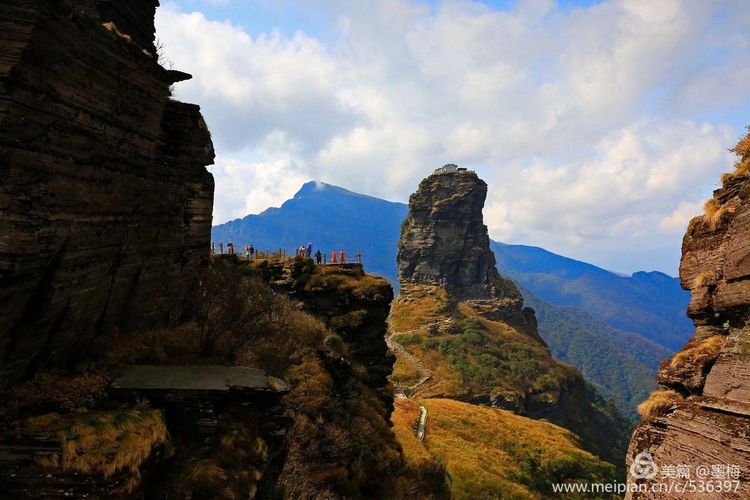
[155, 0, 750, 275]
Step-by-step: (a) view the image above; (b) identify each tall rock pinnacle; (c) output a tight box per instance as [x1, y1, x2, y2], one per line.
[397, 164, 503, 299]
[391, 163, 629, 467]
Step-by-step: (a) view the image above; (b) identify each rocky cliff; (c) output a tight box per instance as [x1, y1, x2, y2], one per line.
[0, 0, 214, 387]
[391, 166, 628, 472]
[398, 167, 503, 299]
[249, 258, 396, 413]
[626, 130, 750, 498]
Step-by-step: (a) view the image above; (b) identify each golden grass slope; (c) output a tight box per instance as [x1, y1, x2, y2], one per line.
[392, 398, 615, 499]
[389, 287, 576, 404]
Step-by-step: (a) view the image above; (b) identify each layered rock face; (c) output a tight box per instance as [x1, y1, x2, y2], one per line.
[627, 133, 750, 498]
[398, 167, 502, 299]
[0, 0, 214, 386]
[250, 259, 395, 410]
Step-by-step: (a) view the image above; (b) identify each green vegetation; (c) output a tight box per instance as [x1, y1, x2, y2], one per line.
[389, 285, 630, 470]
[522, 289, 671, 418]
[390, 291, 571, 403]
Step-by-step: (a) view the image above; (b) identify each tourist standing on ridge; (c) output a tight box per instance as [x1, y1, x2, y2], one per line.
[218, 242, 224, 255]
[249, 244, 255, 259]
[227, 242, 234, 255]
[340, 249, 346, 264]
[315, 250, 322, 264]
[306, 243, 313, 258]
[331, 250, 337, 264]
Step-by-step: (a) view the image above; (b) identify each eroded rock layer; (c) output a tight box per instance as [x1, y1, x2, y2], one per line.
[398, 168, 503, 299]
[626, 132, 750, 498]
[0, 0, 214, 386]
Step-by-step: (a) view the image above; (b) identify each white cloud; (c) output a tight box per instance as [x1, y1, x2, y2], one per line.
[156, 0, 750, 273]
[659, 200, 706, 233]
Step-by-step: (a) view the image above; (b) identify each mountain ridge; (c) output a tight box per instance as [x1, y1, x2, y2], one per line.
[212, 180, 691, 415]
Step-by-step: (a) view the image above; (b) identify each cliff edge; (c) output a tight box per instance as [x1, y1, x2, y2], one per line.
[0, 0, 214, 387]
[626, 130, 750, 498]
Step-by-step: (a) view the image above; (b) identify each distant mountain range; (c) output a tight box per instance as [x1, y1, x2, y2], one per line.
[212, 181, 692, 417]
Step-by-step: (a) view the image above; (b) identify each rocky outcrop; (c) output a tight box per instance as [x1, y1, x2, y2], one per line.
[627, 132, 750, 498]
[0, 0, 214, 387]
[397, 166, 542, 338]
[393, 165, 629, 469]
[249, 258, 396, 410]
[398, 167, 504, 299]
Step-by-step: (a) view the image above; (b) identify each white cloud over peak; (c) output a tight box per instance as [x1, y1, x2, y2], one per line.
[156, 0, 750, 273]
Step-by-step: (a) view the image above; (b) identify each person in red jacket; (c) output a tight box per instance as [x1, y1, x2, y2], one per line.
[331, 250, 337, 264]
[339, 249, 346, 264]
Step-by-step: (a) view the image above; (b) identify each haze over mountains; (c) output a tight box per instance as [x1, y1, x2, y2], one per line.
[212, 181, 692, 416]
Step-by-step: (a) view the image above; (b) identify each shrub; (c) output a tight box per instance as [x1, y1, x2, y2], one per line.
[31, 410, 168, 493]
[692, 271, 718, 289]
[704, 198, 729, 230]
[7, 371, 108, 414]
[670, 335, 725, 368]
[637, 390, 683, 419]
[730, 128, 750, 176]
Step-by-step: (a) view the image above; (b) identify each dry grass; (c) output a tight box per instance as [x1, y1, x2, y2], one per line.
[6, 371, 108, 414]
[730, 129, 750, 177]
[389, 285, 449, 332]
[30, 410, 168, 493]
[713, 130, 750, 185]
[391, 356, 422, 385]
[173, 430, 267, 499]
[692, 271, 718, 289]
[637, 390, 683, 419]
[305, 264, 391, 299]
[106, 323, 203, 365]
[704, 198, 729, 230]
[670, 335, 725, 368]
[102, 22, 133, 43]
[390, 399, 450, 498]
[704, 130, 750, 220]
[408, 398, 615, 499]
[391, 398, 437, 466]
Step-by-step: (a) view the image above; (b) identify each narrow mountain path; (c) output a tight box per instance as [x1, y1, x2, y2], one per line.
[416, 404, 428, 441]
[387, 318, 452, 442]
[387, 318, 454, 396]
[385, 330, 431, 396]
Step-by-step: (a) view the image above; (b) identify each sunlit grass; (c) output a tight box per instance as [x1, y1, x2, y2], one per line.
[29, 410, 168, 493]
[670, 335, 725, 368]
[637, 390, 683, 419]
[391, 398, 615, 499]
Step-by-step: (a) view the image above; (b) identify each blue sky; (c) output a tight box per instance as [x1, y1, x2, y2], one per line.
[157, 0, 750, 275]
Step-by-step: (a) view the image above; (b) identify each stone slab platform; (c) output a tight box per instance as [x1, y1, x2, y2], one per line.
[111, 365, 288, 393]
